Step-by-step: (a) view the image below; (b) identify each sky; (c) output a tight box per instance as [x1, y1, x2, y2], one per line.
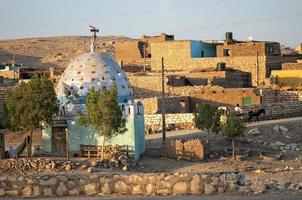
[0, 0, 301, 47]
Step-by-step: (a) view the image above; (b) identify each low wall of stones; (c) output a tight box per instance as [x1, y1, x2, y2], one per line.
[0, 172, 255, 197]
[161, 139, 206, 161]
[243, 101, 302, 120]
[282, 62, 302, 70]
[145, 113, 195, 131]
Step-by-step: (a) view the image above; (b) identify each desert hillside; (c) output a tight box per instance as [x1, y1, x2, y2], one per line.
[0, 35, 132, 69]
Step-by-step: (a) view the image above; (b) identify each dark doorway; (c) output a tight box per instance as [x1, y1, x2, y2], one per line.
[51, 127, 66, 156]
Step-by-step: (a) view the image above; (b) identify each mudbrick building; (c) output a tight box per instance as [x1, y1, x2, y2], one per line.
[151, 32, 282, 86]
[115, 33, 174, 67]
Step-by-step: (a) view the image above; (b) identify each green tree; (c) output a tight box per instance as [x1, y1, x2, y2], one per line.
[4, 74, 58, 157]
[212, 108, 224, 134]
[194, 103, 217, 134]
[78, 85, 126, 159]
[222, 116, 246, 159]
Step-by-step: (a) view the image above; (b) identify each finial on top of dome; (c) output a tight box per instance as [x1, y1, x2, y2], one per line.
[89, 25, 99, 53]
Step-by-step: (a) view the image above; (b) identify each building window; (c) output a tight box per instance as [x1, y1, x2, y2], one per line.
[223, 49, 231, 57]
[266, 45, 274, 53]
[180, 100, 186, 113]
[242, 97, 252, 105]
[200, 51, 204, 58]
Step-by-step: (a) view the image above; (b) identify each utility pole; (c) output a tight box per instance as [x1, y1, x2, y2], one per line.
[256, 51, 259, 86]
[161, 57, 166, 142]
[143, 44, 146, 72]
[65, 128, 69, 160]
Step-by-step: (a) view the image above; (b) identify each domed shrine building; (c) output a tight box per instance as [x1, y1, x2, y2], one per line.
[42, 28, 144, 160]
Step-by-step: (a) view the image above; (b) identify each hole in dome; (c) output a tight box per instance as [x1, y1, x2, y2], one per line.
[80, 78, 84, 81]
[102, 86, 106, 90]
[102, 77, 105, 80]
[72, 79, 74, 81]
[80, 65, 83, 68]
[91, 78, 96, 81]
[91, 71, 96, 74]
[77, 71, 81, 74]
[121, 85, 125, 89]
[80, 86, 83, 90]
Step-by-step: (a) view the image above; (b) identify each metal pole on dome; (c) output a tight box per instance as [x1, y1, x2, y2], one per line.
[89, 25, 99, 53]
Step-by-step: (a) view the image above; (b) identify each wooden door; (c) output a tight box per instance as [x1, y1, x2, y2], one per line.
[51, 127, 66, 156]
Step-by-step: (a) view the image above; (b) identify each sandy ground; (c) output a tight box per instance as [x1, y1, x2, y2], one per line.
[1, 117, 302, 184]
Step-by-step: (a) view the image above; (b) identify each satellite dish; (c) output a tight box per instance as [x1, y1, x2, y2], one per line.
[247, 36, 253, 42]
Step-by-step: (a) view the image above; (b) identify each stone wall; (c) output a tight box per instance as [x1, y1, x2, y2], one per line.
[128, 73, 165, 98]
[243, 102, 302, 120]
[161, 139, 206, 161]
[282, 62, 302, 70]
[168, 71, 252, 88]
[260, 89, 302, 104]
[145, 113, 195, 131]
[216, 42, 280, 57]
[129, 73, 260, 108]
[0, 70, 19, 79]
[0, 172, 256, 197]
[138, 96, 190, 114]
[115, 41, 143, 63]
[168, 87, 261, 109]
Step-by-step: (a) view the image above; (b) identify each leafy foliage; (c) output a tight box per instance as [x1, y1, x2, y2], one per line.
[222, 116, 246, 159]
[4, 74, 59, 157]
[78, 85, 127, 140]
[195, 103, 223, 134]
[212, 109, 224, 134]
[4, 74, 59, 132]
[195, 103, 216, 132]
[222, 116, 246, 139]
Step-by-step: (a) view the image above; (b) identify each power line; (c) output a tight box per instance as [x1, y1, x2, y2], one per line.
[156, 11, 302, 35]
[0, 0, 230, 32]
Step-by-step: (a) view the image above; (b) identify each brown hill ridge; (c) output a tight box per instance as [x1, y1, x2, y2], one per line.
[0, 35, 132, 69]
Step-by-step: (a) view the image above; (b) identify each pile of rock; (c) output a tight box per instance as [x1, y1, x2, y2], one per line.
[270, 141, 301, 152]
[0, 153, 136, 175]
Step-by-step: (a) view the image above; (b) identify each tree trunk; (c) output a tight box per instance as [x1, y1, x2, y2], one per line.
[29, 130, 33, 157]
[101, 135, 106, 160]
[232, 138, 235, 159]
[26, 131, 30, 158]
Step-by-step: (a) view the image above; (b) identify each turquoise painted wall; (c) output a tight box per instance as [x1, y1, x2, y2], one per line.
[42, 114, 145, 160]
[190, 41, 217, 58]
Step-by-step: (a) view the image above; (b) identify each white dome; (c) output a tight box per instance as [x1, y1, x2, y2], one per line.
[56, 52, 132, 103]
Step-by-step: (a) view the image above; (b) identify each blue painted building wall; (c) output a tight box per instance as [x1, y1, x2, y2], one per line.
[42, 113, 145, 160]
[190, 41, 217, 58]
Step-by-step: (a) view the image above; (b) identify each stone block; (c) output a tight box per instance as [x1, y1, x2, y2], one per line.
[84, 183, 97, 195]
[69, 189, 80, 196]
[173, 181, 189, 195]
[190, 175, 203, 194]
[114, 180, 129, 194]
[43, 188, 53, 197]
[56, 182, 68, 196]
[101, 182, 112, 194]
[145, 183, 155, 195]
[22, 186, 32, 197]
[132, 184, 143, 195]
